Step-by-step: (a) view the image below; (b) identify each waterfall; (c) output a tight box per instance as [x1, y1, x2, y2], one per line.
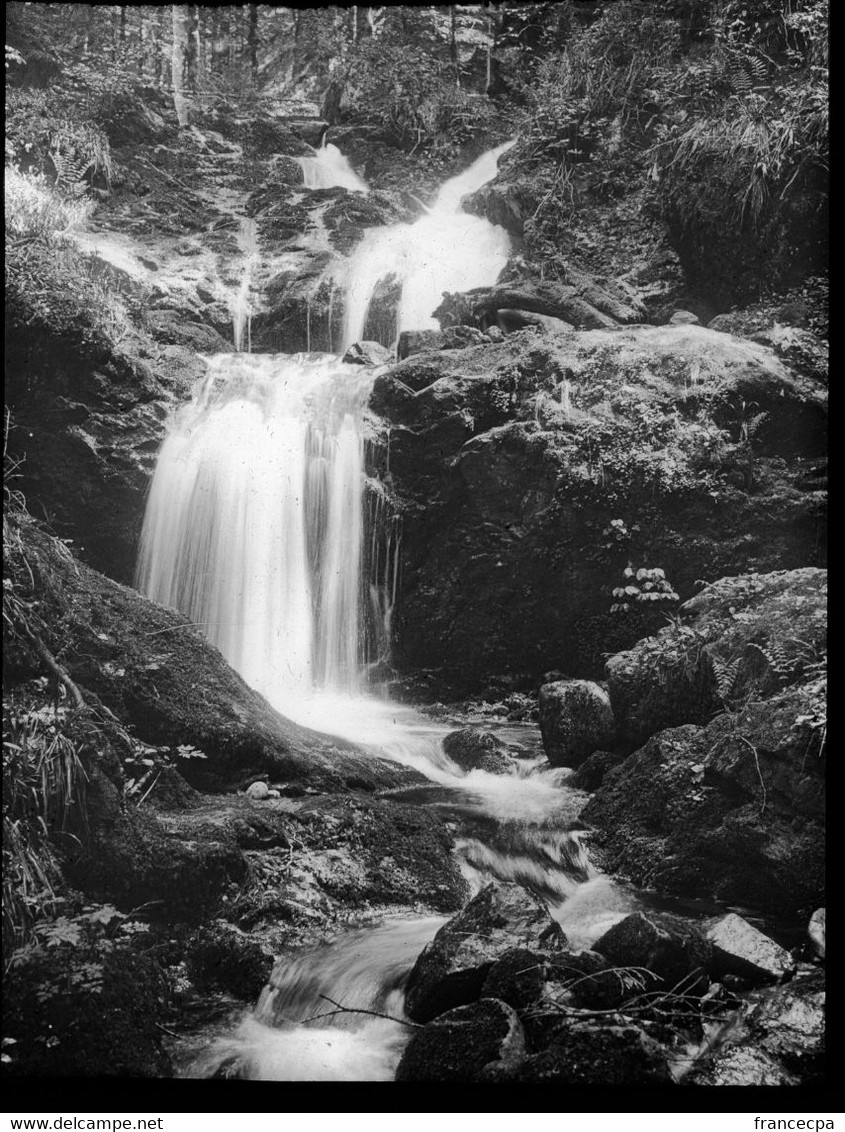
[298, 142, 369, 193]
[136, 353, 376, 707]
[336, 139, 515, 349]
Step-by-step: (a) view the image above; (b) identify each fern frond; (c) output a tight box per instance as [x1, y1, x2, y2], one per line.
[711, 653, 741, 702]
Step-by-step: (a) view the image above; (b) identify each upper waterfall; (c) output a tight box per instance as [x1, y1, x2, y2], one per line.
[298, 142, 369, 193]
[336, 139, 516, 349]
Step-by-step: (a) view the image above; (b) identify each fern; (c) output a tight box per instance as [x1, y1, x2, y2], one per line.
[50, 150, 93, 197]
[748, 640, 794, 685]
[711, 654, 741, 703]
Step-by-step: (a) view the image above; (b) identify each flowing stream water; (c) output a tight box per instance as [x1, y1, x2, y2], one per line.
[137, 140, 643, 1081]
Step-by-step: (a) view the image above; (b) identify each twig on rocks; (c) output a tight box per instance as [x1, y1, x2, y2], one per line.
[296, 993, 421, 1029]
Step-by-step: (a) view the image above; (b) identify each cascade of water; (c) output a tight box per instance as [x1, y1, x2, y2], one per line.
[298, 142, 369, 193]
[136, 353, 375, 704]
[230, 217, 258, 352]
[336, 139, 516, 350]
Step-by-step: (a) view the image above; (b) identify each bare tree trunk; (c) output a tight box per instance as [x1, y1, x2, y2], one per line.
[450, 5, 460, 88]
[171, 4, 190, 127]
[248, 3, 258, 79]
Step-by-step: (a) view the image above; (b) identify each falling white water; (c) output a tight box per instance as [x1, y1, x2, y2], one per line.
[336, 140, 516, 349]
[229, 217, 258, 352]
[136, 353, 376, 701]
[298, 142, 369, 193]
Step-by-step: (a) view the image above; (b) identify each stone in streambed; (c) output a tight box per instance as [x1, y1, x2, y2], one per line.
[403, 881, 567, 1024]
[185, 921, 273, 999]
[442, 728, 513, 775]
[341, 340, 393, 366]
[704, 912, 793, 983]
[593, 911, 711, 993]
[395, 998, 525, 1082]
[808, 907, 825, 959]
[538, 679, 616, 768]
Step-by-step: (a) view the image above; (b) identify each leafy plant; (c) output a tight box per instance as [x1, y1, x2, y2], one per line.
[611, 564, 680, 614]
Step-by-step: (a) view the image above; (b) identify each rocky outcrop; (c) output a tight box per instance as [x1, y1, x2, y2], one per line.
[606, 568, 826, 748]
[686, 971, 825, 1086]
[370, 327, 826, 694]
[538, 680, 616, 767]
[403, 881, 567, 1023]
[582, 635, 825, 913]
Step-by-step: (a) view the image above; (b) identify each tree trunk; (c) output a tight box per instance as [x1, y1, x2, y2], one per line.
[171, 4, 190, 127]
[248, 3, 258, 79]
[450, 5, 460, 88]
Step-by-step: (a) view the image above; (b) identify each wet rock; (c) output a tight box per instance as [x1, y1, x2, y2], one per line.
[442, 729, 514, 775]
[480, 948, 549, 1010]
[567, 749, 627, 792]
[688, 970, 825, 1085]
[441, 325, 489, 349]
[246, 781, 270, 800]
[341, 341, 393, 366]
[808, 908, 825, 960]
[485, 1023, 672, 1084]
[704, 913, 793, 984]
[185, 921, 274, 999]
[538, 680, 616, 768]
[397, 329, 446, 359]
[593, 912, 711, 993]
[404, 881, 567, 1023]
[395, 998, 525, 1082]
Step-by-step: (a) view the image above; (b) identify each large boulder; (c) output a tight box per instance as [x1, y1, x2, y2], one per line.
[395, 998, 525, 1082]
[403, 882, 567, 1023]
[538, 680, 616, 767]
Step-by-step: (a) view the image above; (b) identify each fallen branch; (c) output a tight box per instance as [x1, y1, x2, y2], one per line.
[296, 993, 421, 1030]
[24, 627, 86, 710]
